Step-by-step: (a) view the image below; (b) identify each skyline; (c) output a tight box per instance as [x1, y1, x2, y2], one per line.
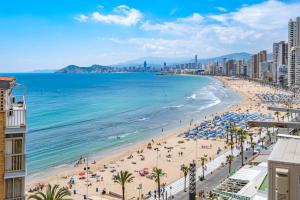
[1, 0, 300, 72]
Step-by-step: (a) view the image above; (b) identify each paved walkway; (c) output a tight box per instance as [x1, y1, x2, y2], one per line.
[148, 147, 240, 200]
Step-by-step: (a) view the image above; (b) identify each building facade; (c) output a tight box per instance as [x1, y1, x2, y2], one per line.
[273, 41, 288, 85]
[0, 77, 26, 200]
[252, 50, 267, 79]
[288, 17, 300, 88]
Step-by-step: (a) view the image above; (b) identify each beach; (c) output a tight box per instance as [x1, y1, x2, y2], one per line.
[25, 76, 299, 199]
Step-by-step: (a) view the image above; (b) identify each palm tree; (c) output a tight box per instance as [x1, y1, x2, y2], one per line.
[226, 155, 234, 174]
[229, 122, 236, 143]
[285, 112, 290, 121]
[28, 184, 71, 200]
[180, 165, 190, 192]
[200, 156, 208, 179]
[113, 170, 135, 200]
[258, 128, 263, 142]
[274, 111, 280, 122]
[239, 130, 247, 166]
[228, 141, 235, 156]
[225, 126, 229, 143]
[267, 130, 272, 142]
[150, 168, 166, 199]
[260, 136, 266, 149]
[251, 142, 257, 155]
[248, 132, 254, 145]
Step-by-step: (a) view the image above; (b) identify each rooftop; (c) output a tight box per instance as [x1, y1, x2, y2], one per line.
[0, 76, 16, 82]
[268, 137, 300, 165]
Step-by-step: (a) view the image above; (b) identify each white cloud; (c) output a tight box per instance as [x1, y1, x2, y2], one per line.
[75, 14, 88, 22]
[135, 0, 300, 58]
[91, 5, 143, 26]
[177, 13, 204, 23]
[215, 7, 227, 12]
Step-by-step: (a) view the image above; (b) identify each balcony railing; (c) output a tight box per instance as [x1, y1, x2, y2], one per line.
[5, 154, 25, 172]
[6, 109, 26, 129]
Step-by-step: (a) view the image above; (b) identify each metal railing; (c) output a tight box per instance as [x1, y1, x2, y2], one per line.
[5, 154, 25, 172]
[6, 109, 26, 129]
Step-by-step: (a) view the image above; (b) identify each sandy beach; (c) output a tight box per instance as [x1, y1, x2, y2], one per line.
[26, 76, 300, 199]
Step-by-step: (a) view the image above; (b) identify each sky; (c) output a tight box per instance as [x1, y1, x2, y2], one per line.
[0, 0, 300, 72]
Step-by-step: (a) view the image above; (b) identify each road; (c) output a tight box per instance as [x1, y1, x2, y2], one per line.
[173, 150, 254, 200]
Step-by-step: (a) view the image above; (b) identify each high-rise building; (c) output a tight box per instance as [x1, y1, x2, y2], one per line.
[273, 41, 288, 85]
[0, 77, 26, 200]
[288, 17, 300, 88]
[252, 50, 267, 79]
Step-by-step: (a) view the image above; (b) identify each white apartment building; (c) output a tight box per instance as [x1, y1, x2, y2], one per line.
[288, 17, 300, 88]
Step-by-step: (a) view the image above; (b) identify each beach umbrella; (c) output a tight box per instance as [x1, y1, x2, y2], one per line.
[79, 172, 85, 176]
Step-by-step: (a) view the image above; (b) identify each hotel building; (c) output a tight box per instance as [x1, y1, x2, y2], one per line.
[273, 41, 288, 85]
[288, 17, 300, 88]
[0, 77, 26, 200]
[252, 50, 267, 79]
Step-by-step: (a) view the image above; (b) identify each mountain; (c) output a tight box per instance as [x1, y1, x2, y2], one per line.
[56, 52, 253, 73]
[114, 52, 252, 67]
[56, 64, 111, 73]
[194, 52, 251, 64]
[113, 56, 190, 67]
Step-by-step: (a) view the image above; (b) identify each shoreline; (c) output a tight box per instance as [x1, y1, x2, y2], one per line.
[26, 76, 252, 199]
[27, 76, 239, 179]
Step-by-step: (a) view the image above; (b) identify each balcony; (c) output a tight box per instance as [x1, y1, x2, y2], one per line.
[5, 154, 26, 178]
[5, 95, 26, 134]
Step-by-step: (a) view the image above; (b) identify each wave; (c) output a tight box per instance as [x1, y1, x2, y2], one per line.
[197, 98, 221, 112]
[163, 104, 184, 109]
[107, 130, 138, 140]
[138, 117, 149, 121]
[186, 93, 197, 100]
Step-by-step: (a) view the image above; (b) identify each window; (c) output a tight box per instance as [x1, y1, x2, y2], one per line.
[5, 177, 23, 199]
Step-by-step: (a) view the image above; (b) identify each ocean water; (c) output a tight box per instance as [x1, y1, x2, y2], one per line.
[6, 73, 241, 174]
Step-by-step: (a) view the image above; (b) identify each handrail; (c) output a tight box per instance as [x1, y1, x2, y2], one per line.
[5, 109, 26, 128]
[5, 154, 25, 172]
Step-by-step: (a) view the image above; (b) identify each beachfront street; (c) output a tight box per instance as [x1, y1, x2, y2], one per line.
[173, 150, 254, 200]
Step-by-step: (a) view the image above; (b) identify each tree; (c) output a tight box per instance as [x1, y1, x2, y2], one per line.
[181, 165, 190, 192]
[228, 141, 235, 156]
[258, 128, 263, 142]
[251, 142, 257, 155]
[238, 130, 247, 166]
[236, 128, 243, 143]
[274, 111, 280, 122]
[229, 122, 237, 143]
[28, 184, 71, 200]
[248, 132, 254, 145]
[226, 155, 234, 174]
[150, 168, 166, 199]
[267, 130, 272, 142]
[260, 136, 266, 149]
[200, 156, 208, 179]
[225, 126, 229, 144]
[113, 170, 135, 200]
[285, 112, 290, 121]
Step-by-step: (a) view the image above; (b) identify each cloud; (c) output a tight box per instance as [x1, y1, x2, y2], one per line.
[91, 5, 143, 26]
[215, 7, 227, 12]
[177, 13, 204, 23]
[75, 14, 88, 22]
[136, 0, 300, 58]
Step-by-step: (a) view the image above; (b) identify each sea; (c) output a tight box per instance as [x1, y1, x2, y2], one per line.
[4, 73, 241, 175]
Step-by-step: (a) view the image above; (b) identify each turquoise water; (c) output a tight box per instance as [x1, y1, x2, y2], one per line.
[6, 73, 240, 174]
